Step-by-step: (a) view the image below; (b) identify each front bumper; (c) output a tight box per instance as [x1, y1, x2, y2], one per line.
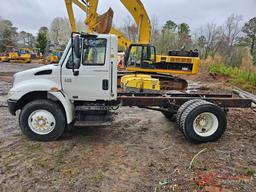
[7, 99, 18, 115]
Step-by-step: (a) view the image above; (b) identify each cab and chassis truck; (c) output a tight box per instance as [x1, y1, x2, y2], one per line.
[7, 33, 252, 143]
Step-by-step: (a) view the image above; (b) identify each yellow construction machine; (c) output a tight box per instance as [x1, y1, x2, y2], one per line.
[0, 46, 32, 63]
[13, 48, 32, 63]
[47, 49, 64, 64]
[64, 0, 200, 92]
[0, 46, 17, 62]
[120, 74, 160, 93]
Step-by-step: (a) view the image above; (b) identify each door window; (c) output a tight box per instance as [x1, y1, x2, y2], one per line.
[83, 39, 107, 65]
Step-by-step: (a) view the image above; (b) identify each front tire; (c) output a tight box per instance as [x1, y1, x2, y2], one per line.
[19, 99, 66, 141]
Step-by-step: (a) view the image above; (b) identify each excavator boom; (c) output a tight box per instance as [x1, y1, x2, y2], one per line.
[64, 0, 152, 47]
[120, 0, 151, 44]
[64, 0, 131, 48]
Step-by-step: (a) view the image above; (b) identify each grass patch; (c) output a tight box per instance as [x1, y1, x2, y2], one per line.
[241, 167, 255, 176]
[90, 170, 105, 183]
[208, 64, 256, 92]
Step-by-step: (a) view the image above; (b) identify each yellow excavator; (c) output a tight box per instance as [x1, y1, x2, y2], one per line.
[64, 0, 200, 91]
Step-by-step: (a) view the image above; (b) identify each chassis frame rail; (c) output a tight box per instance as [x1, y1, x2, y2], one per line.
[116, 92, 252, 108]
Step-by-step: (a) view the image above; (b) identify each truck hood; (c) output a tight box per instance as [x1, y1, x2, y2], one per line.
[14, 64, 59, 78]
[12, 64, 61, 90]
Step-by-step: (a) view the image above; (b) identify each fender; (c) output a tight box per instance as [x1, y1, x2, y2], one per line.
[48, 91, 75, 124]
[8, 79, 60, 102]
[13, 79, 60, 93]
[8, 79, 75, 124]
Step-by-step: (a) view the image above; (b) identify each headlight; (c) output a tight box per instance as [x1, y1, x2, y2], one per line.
[7, 91, 15, 98]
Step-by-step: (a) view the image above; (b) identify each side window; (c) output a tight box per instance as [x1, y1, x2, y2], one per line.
[66, 50, 73, 69]
[150, 46, 155, 61]
[66, 49, 80, 69]
[83, 39, 107, 65]
[142, 46, 155, 62]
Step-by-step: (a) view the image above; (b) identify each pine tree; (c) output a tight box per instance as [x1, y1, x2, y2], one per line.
[36, 27, 49, 54]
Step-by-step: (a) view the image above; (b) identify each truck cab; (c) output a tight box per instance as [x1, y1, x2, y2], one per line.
[7, 33, 118, 141]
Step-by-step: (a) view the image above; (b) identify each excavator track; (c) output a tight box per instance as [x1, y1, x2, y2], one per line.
[117, 71, 188, 91]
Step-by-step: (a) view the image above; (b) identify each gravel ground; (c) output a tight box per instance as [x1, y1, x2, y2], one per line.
[0, 62, 255, 192]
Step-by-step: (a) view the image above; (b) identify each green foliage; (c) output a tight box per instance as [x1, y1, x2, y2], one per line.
[178, 23, 190, 35]
[154, 30, 178, 54]
[208, 64, 256, 88]
[241, 167, 255, 176]
[153, 21, 192, 54]
[36, 27, 49, 54]
[242, 17, 256, 64]
[177, 23, 191, 49]
[163, 20, 177, 32]
[224, 47, 244, 67]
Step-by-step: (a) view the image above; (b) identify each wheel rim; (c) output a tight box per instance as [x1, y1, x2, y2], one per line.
[28, 110, 56, 135]
[193, 112, 218, 137]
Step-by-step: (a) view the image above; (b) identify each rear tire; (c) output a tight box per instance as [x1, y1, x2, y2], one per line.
[180, 101, 227, 143]
[176, 99, 208, 131]
[19, 99, 66, 141]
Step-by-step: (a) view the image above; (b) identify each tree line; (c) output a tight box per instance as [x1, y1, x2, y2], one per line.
[0, 15, 255, 66]
[0, 17, 86, 55]
[122, 14, 256, 66]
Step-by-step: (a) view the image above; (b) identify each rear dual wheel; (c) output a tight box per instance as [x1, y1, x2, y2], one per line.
[178, 100, 227, 143]
[176, 99, 208, 131]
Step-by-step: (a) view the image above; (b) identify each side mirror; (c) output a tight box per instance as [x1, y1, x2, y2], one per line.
[73, 35, 81, 59]
[71, 34, 81, 76]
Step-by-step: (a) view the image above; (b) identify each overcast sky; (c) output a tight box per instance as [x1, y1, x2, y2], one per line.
[0, 0, 255, 34]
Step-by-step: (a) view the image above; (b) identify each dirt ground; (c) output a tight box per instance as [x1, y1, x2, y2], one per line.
[0, 63, 255, 192]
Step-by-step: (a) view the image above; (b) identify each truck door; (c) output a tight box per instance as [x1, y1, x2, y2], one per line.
[61, 37, 112, 101]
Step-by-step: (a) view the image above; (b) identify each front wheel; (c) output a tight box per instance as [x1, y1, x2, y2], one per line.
[19, 99, 66, 141]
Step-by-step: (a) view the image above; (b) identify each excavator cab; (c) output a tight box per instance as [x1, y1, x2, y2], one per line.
[125, 44, 156, 69]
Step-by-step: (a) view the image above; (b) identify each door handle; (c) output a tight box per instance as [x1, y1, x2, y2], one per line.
[102, 79, 109, 90]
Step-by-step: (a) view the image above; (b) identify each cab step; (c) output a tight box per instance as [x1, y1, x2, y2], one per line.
[74, 121, 112, 127]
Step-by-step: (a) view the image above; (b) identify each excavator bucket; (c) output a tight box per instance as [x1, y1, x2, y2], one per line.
[93, 8, 113, 34]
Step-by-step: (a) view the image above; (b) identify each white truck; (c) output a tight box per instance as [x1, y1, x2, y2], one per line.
[7, 33, 252, 143]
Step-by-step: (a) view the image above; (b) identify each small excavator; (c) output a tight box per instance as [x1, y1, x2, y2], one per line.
[64, 0, 200, 92]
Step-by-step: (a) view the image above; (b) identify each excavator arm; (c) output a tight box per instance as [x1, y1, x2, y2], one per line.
[64, 0, 77, 32]
[120, 0, 151, 44]
[64, 0, 131, 48]
[64, 0, 152, 47]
